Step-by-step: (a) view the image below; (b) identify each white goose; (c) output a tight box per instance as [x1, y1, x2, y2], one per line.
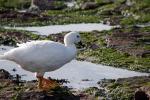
[0, 31, 82, 90]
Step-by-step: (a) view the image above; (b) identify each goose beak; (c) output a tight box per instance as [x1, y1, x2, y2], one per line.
[78, 41, 84, 46]
[77, 41, 85, 49]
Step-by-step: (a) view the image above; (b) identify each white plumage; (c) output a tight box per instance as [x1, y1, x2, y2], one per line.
[0, 32, 81, 77]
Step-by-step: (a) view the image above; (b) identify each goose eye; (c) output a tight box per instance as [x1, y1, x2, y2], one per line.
[77, 35, 80, 38]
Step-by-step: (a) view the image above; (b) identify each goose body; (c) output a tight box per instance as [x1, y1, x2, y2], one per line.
[0, 32, 81, 77]
[0, 32, 82, 90]
[3, 40, 76, 73]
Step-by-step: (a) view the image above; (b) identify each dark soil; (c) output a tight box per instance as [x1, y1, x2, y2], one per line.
[0, 69, 80, 100]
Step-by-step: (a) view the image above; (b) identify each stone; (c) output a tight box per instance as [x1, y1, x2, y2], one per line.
[89, 44, 100, 50]
[135, 87, 150, 100]
[27, 5, 40, 14]
[34, 0, 67, 10]
[0, 69, 11, 79]
[81, 2, 98, 10]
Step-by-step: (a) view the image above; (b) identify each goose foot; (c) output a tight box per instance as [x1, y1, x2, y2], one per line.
[37, 76, 59, 91]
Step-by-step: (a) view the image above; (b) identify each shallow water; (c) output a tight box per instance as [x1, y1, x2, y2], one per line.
[5, 23, 113, 35]
[0, 46, 148, 89]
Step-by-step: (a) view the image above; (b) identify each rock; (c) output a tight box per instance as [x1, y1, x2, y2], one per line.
[20, 91, 49, 100]
[0, 69, 11, 79]
[125, 0, 134, 6]
[81, 2, 98, 10]
[19, 89, 80, 100]
[96, 0, 115, 5]
[50, 34, 64, 43]
[34, 0, 67, 10]
[135, 86, 150, 100]
[80, 87, 107, 99]
[0, 36, 16, 46]
[85, 57, 97, 62]
[27, 5, 40, 14]
[89, 44, 100, 50]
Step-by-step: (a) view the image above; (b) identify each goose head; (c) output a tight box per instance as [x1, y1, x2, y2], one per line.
[64, 32, 82, 46]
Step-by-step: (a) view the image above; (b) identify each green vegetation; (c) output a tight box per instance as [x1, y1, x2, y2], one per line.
[0, 28, 42, 46]
[0, 9, 102, 26]
[0, 0, 149, 26]
[104, 76, 150, 100]
[78, 29, 150, 72]
[83, 87, 106, 99]
[0, 0, 30, 9]
[45, 10, 101, 24]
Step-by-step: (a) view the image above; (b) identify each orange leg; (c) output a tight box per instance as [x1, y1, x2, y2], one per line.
[36, 76, 59, 90]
